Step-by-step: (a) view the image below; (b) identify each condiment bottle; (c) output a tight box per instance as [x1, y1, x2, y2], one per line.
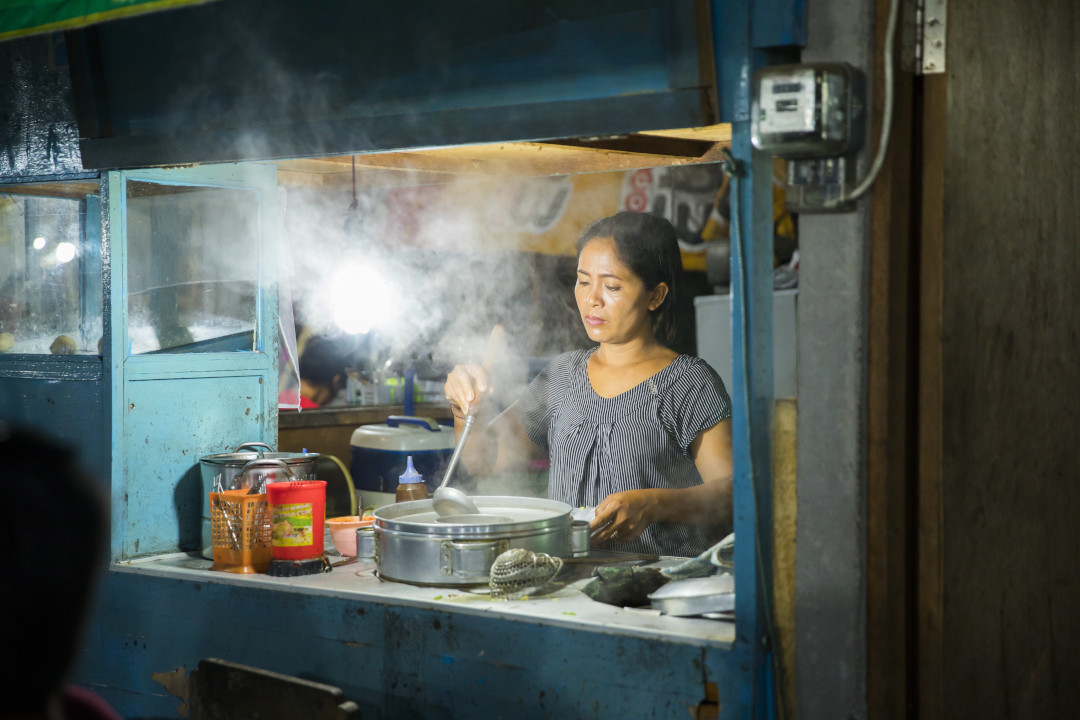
[395, 455, 429, 502]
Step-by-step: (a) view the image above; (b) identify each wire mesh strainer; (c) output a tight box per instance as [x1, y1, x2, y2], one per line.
[489, 548, 563, 600]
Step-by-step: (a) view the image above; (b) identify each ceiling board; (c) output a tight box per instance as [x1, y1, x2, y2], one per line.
[275, 124, 732, 186]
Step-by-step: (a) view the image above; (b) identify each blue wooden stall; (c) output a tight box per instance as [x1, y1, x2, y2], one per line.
[0, 1, 805, 717]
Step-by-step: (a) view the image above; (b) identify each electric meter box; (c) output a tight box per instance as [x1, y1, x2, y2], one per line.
[751, 63, 865, 158]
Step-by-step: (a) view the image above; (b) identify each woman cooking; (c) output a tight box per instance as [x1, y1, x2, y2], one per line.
[444, 211, 733, 557]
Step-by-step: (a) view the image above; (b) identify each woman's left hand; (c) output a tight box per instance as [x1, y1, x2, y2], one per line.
[590, 489, 660, 544]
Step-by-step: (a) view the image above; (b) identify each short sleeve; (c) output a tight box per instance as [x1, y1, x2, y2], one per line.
[662, 357, 732, 452]
[516, 350, 577, 451]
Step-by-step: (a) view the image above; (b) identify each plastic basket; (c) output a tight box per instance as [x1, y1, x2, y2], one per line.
[209, 489, 273, 573]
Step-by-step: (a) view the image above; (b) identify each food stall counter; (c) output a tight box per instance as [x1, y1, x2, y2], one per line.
[116, 551, 735, 649]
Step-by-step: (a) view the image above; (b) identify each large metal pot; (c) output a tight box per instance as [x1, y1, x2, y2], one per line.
[368, 496, 577, 586]
[198, 442, 319, 558]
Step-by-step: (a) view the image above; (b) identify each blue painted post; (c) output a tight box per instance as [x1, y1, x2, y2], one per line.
[711, 1, 782, 717]
[727, 123, 778, 720]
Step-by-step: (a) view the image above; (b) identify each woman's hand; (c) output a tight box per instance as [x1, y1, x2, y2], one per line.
[444, 363, 492, 418]
[590, 489, 661, 544]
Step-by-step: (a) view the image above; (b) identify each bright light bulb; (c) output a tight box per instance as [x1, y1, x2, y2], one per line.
[329, 263, 398, 334]
[55, 242, 76, 263]
[32, 237, 46, 250]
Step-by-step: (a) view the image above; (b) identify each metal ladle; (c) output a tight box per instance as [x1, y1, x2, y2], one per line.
[432, 413, 480, 516]
[433, 324, 504, 517]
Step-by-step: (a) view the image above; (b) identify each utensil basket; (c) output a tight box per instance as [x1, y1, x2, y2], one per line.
[210, 489, 272, 573]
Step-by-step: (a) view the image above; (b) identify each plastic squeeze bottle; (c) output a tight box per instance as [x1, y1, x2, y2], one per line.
[395, 455, 429, 502]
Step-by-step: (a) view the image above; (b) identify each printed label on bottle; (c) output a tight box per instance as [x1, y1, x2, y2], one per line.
[272, 502, 314, 546]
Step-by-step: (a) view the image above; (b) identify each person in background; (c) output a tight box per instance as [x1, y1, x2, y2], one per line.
[0, 424, 122, 720]
[444, 211, 734, 557]
[278, 335, 350, 409]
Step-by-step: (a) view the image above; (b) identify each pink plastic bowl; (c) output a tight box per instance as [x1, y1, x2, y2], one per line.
[326, 516, 374, 557]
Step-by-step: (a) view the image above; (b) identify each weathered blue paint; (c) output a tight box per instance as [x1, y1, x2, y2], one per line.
[0, 170, 106, 484]
[0, 365, 108, 483]
[752, 0, 808, 49]
[69, 1, 714, 167]
[76, 569, 752, 720]
[728, 123, 780, 720]
[0, 1, 814, 715]
[711, 2, 782, 717]
[107, 164, 280, 560]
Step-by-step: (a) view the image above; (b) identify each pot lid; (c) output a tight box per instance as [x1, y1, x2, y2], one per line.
[374, 495, 571, 536]
[199, 450, 319, 466]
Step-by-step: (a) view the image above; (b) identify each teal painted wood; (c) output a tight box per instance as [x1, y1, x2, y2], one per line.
[107, 163, 280, 559]
[727, 125, 779, 720]
[74, 1, 713, 167]
[0, 176, 108, 484]
[77, 570, 752, 720]
[123, 375, 268, 554]
[709, 1, 784, 717]
[0, 369, 108, 484]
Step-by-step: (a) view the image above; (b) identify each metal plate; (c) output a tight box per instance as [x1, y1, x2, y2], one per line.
[648, 574, 736, 617]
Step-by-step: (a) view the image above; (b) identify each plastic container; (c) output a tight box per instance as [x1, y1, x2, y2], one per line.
[267, 480, 327, 560]
[326, 516, 375, 556]
[350, 416, 455, 507]
[198, 443, 318, 559]
[395, 455, 430, 503]
[209, 489, 273, 574]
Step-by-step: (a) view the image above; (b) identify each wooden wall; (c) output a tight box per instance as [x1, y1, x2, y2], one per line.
[921, 1, 1080, 716]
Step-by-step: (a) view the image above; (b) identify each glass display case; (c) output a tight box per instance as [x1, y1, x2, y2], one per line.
[125, 181, 259, 355]
[0, 182, 102, 355]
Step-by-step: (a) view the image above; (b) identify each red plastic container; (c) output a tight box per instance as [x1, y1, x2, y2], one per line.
[267, 480, 327, 559]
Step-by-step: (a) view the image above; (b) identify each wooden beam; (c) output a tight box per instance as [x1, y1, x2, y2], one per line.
[0, 181, 100, 199]
[275, 124, 734, 180]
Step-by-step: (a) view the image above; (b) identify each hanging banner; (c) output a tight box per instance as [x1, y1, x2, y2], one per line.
[0, 0, 221, 42]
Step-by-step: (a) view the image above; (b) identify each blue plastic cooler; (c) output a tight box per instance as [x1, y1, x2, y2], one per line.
[349, 416, 455, 507]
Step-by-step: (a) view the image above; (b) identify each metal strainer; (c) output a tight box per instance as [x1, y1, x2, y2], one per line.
[489, 548, 563, 599]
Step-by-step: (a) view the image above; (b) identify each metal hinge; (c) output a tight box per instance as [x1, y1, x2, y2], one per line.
[901, 0, 947, 75]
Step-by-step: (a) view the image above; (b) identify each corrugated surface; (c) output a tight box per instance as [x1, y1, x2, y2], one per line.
[0, 33, 83, 178]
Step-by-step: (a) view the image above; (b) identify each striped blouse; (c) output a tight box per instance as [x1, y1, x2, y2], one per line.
[518, 347, 732, 557]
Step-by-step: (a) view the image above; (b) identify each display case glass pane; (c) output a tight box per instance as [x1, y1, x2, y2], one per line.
[126, 181, 259, 355]
[0, 185, 102, 354]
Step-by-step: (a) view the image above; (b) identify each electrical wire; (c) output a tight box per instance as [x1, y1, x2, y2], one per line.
[720, 146, 787, 720]
[838, 0, 901, 204]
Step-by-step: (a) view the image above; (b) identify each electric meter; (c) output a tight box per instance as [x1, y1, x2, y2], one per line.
[751, 63, 864, 158]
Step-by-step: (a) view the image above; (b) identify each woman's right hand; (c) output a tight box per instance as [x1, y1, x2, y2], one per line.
[444, 364, 492, 418]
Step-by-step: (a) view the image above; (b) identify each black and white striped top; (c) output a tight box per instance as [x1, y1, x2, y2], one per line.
[518, 347, 732, 557]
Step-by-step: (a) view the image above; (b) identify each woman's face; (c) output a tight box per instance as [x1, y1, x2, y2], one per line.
[575, 236, 666, 345]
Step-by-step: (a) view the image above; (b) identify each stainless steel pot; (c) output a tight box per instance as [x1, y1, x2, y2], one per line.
[371, 496, 578, 586]
[198, 442, 319, 558]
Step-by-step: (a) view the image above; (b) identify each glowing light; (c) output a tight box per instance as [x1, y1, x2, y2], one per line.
[329, 263, 398, 334]
[55, 242, 76, 263]
[32, 237, 46, 249]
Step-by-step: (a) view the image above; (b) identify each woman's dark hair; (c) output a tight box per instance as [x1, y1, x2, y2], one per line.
[577, 211, 682, 344]
[299, 336, 350, 386]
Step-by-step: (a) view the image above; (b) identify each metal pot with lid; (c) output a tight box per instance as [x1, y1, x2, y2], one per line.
[198, 442, 319, 558]
[367, 496, 579, 586]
